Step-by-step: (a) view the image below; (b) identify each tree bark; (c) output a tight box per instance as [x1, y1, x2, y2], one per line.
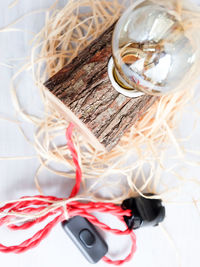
[44, 22, 157, 152]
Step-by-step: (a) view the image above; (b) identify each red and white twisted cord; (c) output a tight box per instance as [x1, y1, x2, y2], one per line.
[0, 123, 136, 265]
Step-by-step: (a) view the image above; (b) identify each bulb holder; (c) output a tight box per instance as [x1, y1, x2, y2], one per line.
[108, 57, 144, 98]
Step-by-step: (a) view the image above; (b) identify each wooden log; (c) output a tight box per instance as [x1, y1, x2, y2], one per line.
[44, 22, 157, 152]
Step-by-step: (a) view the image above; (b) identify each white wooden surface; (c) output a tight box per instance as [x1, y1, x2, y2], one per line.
[0, 1, 200, 267]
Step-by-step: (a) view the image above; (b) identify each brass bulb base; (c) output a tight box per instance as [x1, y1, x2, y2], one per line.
[107, 57, 144, 98]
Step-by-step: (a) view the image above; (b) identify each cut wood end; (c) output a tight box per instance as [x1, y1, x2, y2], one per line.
[45, 89, 106, 152]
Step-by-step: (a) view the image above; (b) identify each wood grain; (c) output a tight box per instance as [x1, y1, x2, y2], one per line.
[44, 22, 157, 151]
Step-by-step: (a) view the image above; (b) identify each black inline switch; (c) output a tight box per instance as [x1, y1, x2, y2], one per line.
[122, 193, 165, 230]
[62, 216, 108, 263]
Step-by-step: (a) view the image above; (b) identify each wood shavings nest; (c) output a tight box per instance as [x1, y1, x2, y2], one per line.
[6, 0, 200, 205]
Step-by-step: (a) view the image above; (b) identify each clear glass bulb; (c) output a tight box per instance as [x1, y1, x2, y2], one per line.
[112, 0, 196, 95]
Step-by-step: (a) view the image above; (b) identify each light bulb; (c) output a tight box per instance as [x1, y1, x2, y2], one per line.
[109, 0, 196, 96]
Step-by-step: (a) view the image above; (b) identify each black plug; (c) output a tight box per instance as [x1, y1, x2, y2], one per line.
[122, 193, 165, 230]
